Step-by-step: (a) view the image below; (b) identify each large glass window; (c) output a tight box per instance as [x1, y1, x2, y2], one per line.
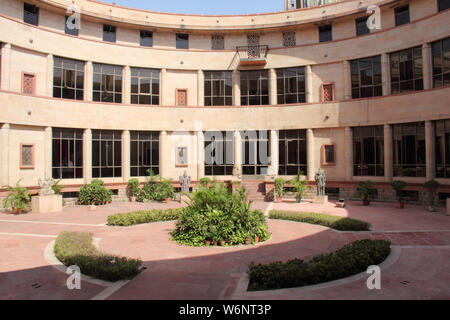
[431, 37, 450, 88]
[176, 33, 189, 49]
[53, 57, 84, 100]
[393, 122, 426, 177]
[24, 3, 39, 26]
[351, 56, 382, 98]
[276, 67, 306, 104]
[52, 128, 83, 179]
[438, 0, 450, 12]
[436, 119, 450, 178]
[92, 130, 122, 178]
[93, 63, 122, 103]
[319, 25, 332, 43]
[204, 131, 234, 176]
[242, 131, 270, 175]
[130, 131, 159, 177]
[355, 17, 370, 36]
[395, 5, 410, 26]
[103, 25, 116, 43]
[353, 126, 384, 176]
[140, 30, 153, 47]
[278, 130, 307, 176]
[130, 68, 160, 105]
[204, 71, 232, 106]
[240, 70, 269, 106]
[390, 47, 423, 94]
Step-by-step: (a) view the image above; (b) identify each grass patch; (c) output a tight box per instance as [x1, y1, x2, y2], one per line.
[269, 210, 370, 231]
[248, 239, 390, 291]
[107, 208, 184, 226]
[54, 231, 142, 282]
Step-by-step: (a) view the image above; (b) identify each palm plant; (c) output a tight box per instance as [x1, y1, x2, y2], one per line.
[2, 179, 31, 214]
[289, 170, 309, 203]
[391, 180, 407, 208]
[424, 180, 440, 212]
[355, 180, 375, 206]
[274, 178, 286, 202]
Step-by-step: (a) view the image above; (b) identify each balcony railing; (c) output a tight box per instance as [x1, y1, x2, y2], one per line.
[236, 45, 269, 66]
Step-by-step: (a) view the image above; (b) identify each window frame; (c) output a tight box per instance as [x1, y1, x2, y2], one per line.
[176, 33, 189, 49]
[20, 144, 35, 169]
[435, 119, 450, 178]
[355, 17, 370, 36]
[431, 37, 450, 88]
[438, 0, 450, 12]
[204, 71, 233, 106]
[176, 88, 188, 106]
[240, 70, 269, 106]
[321, 82, 335, 102]
[350, 55, 382, 99]
[140, 30, 153, 47]
[103, 24, 117, 43]
[175, 146, 188, 167]
[322, 144, 336, 166]
[21, 72, 36, 95]
[130, 131, 160, 177]
[353, 125, 385, 177]
[390, 46, 423, 94]
[276, 67, 306, 105]
[130, 67, 160, 105]
[395, 5, 410, 27]
[278, 129, 307, 176]
[23, 3, 39, 26]
[53, 56, 85, 100]
[92, 63, 123, 104]
[204, 131, 234, 176]
[318, 24, 332, 43]
[52, 128, 84, 179]
[92, 130, 122, 178]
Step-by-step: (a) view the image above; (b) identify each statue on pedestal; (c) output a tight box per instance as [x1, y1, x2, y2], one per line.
[38, 178, 55, 196]
[179, 171, 191, 194]
[315, 168, 326, 197]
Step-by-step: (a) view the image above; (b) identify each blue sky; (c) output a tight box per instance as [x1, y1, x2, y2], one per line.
[106, 0, 283, 15]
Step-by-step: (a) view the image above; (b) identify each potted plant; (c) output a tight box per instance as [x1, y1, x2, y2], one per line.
[2, 180, 31, 215]
[424, 180, 440, 212]
[289, 170, 308, 203]
[391, 180, 407, 209]
[127, 178, 140, 202]
[274, 178, 285, 203]
[199, 177, 211, 188]
[355, 180, 375, 206]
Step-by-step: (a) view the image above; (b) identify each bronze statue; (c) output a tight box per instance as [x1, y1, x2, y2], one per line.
[315, 168, 326, 197]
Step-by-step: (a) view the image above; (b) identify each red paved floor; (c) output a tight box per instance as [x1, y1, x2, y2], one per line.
[1, 200, 449, 300]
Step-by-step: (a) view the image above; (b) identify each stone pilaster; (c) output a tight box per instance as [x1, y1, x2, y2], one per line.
[344, 127, 353, 181]
[343, 61, 352, 100]
[123, 66, 131, 104]
[160, 68, 166, 106]
[197, 70, 204, 107]
[44, 127, 52, 179]
[159, 131, 168, 178]
[270, 130, 279, 176]
[305, 65, 313, 103]
[384, 124, 393, 182]
[46, 54, 53, 97]
[425, 120, 435, 181]
[422, 43, 432, 90]
[307, 128, 315, 181]
[269, 68, 277, 105]
[85, 61, 93, 101]
[233, 130, 242, 176]
[196, 130, 204, 179]
[122, 130, 130, 182]
[0, 123, 10, 186]
[1, 43, 11, 90]
[83, 129, 92, 184]
[232, 69, 241, 107]
[381, 53, 391, 96]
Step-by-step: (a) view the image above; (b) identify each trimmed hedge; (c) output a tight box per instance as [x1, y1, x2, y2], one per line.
[54, 231, 142, 282]
[248, 239, 390, 291]
[107, 208, 184, 226]
[269, 210, 371, 231]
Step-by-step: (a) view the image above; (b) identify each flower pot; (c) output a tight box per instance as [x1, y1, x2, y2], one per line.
[14, 208, 22, 215]
[275, 197, 282, 203]
[219, 240, 225, 246]
[130, 196, 136, 202]
[363, 199, 370, 206]
[255, 236, 260, 243]
[244, 238, 251, 245]
[204, 240, 211, 246]
[164, 198, 169, 203]
[212, 241, 218, 246]
[296, 197, 302, 203]
[395, 202, 404, 209]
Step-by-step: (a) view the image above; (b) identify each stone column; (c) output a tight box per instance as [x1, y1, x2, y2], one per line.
[160, 68, 166, 106]
[381, 53, 391, 96]
[233, 130, 242, 176]
[343, 61, 352, 100]
[159, 131, 168, 178]
[425, 121, 435, 181]
[307, 128, 315, 181]
[344, 127, 353, 181]
[305, 65, 313, 103]
[85, 61, 93, 101]
[0, 123, 10, 186]
[197, 70, 204, 107]
[196, 130, 204, 180]
[422, 43, 432, 90]
[1, 43, 11, 90]
[44, 127, 52, 179]
[122, 130, 130, 182]
[46, 54, 53, 97]
[269, 68, 277, 105]
[123, 66, 131, 104]
[83, 129, 92, 184]
[232, 69, 241, 107]
[384, 124, 393, 182]
[270, 130, 279, 176]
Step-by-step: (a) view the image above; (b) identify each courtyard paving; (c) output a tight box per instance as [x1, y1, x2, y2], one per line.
[0, 200, 449, 300]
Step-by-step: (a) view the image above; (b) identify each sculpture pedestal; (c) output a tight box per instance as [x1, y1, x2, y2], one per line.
[313, 195, 328, 204]
[32, 195, 63, 213]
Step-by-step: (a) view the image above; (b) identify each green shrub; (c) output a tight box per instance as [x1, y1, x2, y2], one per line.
[2, 179, 31, 213]
[78, 179, 112, 205]
[54, 231, 142, 282]
[52, 179, 63, 195]
[355, 180, 375, 201]
[135, 170, 174, 202]
[127, 178, 140, 198]
[391, 180, 407, 202]
[274, 178, 286, 198]
[248, 239, 390, 291]
[269, 210, 371, 231]
[199, 177, 212, 187]
[171, 183, 270, 246]
[107, 208, 184, 226]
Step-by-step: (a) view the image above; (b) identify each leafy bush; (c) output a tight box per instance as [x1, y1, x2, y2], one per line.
[54, 231, 142, 282]
[2, 179, 31, 213]
[355, 180, 375, 201]
[135, 170, 174, 202]
[153, 179, 174, 201]
[107, 208, 184, 226]
[199, 177, 212, 187]
[288, 170, 309, 201]
[52, 179, 63, 195]
[78, 179, 112, 205]
[274, 178, 286, 198]
[127, 178, 140, 198]
[391, 180, 407, 202]
[269, 210, 371, 231]
[171, 183, 270, 246]
[248, 239, 390, 291]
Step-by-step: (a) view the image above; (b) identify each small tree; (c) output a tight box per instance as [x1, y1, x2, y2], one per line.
[391, 180, 407, 204]
[274, 178, 286, 200]
[2, 179, 31, 214]
[127, 178, 140, 200]
[424, 180, 440, 211]
[289, 170, 309, 203]
[355, 180, 375, 205]
[199, 177, 212, 188]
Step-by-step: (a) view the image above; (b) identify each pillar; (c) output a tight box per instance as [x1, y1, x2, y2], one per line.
[425, 121, 435, 181]
[196, 130, 204, 180]
[46, 54, 53, 97]
[384, 124, 393, 182]
[123, 66, 131, 104]
[343, 61, 352, 100]
[422, 43, 432, 90]
[122, 130, 130, 182]
[306, 128, 315, 181]
[85, 61, 93, 101]
[270, 130, 279, 176]
[197, 70, 204, 107]
[44, 127, 52, 179]
[344, 127, 353, 181]
[83, 128, 92, 184]
[269, 68, 277, 105]
[381, 53, 391, 96]
[305, 65, 313, 103]
[1, 43, 11, 90]
[159, 131, 168, 178]
[233, 130, 242, 176]
[232, 69, 240, 107]
[0, 123, 10, 186]
[160, 68, 166, 106]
